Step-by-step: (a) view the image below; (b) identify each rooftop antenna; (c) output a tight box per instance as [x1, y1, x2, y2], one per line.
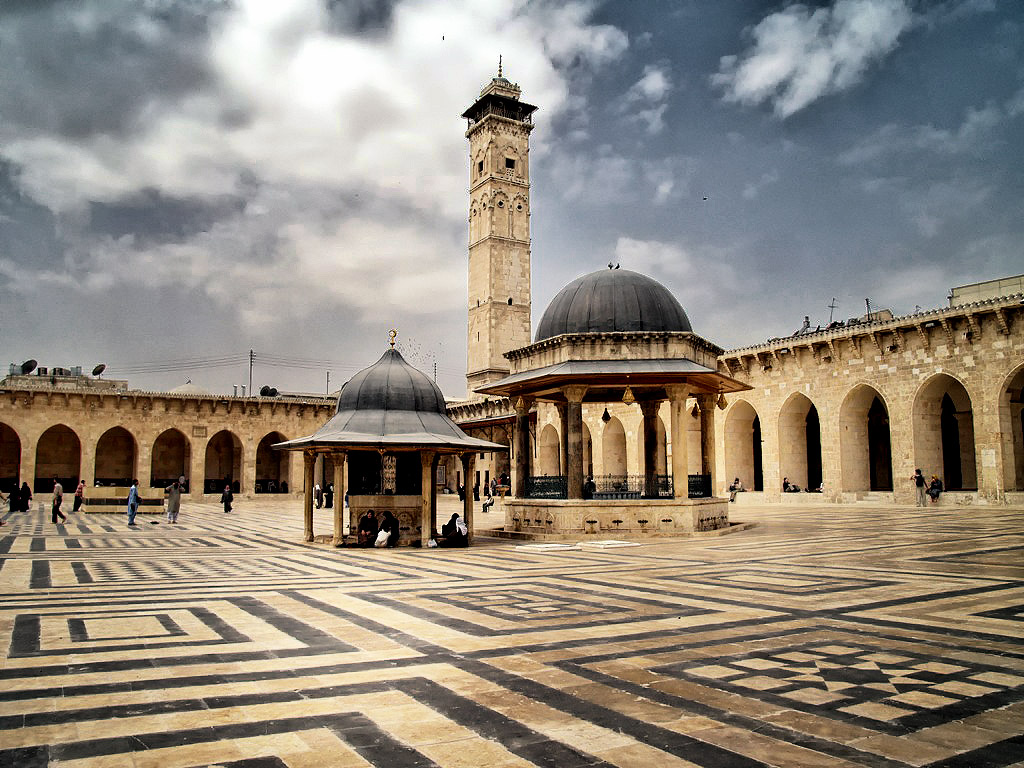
[827, 298, 838, 324]
[865, 298, 872, 319]
[497, 55, 502, 77]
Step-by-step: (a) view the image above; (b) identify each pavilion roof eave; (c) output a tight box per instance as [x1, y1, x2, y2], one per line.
[273, 433, 507, 454]
[474, 359, 752, 400]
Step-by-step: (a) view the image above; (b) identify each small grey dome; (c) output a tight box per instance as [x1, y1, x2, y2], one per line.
[336, 348, 446, 415]
[535, 268, 692, 342]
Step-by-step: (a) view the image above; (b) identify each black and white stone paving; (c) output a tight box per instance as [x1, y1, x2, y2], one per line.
[1, 499, 1022, 767]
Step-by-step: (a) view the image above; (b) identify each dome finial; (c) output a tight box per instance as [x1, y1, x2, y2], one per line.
[388, 328, 398, 348]
[498, 54, 502, 78]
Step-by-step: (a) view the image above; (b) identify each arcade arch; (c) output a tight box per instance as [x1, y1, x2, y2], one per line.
[839, 385, 892, 492]
[0, 422, 20, 492]
[779, 393, 822, 492]
[256, 432, 289, 493]
[204, 430, 242, 493]
[94, 426, 136, 487]
[601, 417, 627, 476]
[913, 374, 977, 490]
[725, 400, 763, 491]
[999, 363, 1024, 492]
[582, 422, 593, 477]
[35, 424, 80, 493]
[538, 424, 560, 476]
[636, 414, 667, 476]
[151, 429, 190, 489]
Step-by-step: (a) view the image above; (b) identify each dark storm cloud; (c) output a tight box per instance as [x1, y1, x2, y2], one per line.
[0, 160, 64, 268]
[0, 0, 224, 140]
[88, 188, 247, 246]
[325, 0, 396, 35]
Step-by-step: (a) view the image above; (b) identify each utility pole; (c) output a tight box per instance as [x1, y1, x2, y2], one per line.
[827, 297, 838, 324]
[326, 371, 330, 395]
[248, 349, 254, 394]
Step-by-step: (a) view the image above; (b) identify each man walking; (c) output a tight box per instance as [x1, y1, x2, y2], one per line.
[165, 478, 182, 524]
[911, 469, 927, 507]
[127, 478, 140, 526]
[51, 476, 67, 524]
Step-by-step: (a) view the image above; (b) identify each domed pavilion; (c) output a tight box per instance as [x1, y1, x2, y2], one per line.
[276, 338, 506, 546]
[476, 266, 751, 535]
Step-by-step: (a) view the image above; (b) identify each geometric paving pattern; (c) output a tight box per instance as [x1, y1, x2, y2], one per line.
[1, 499, 1023, 767]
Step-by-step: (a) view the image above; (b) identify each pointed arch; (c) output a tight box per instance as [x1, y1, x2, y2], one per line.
[582, 422, 593, 477]
[725, 400, 763, 491]
[913, 373, 977, 490]
[538, 424, 560, 476]
[94, 426, 137, 487]
[204, 430, 242, 493]
[0, 422, 21, 492]
[152, 428, 190, 489]
[998, 362, 1024, 492]
[35, 424, 81, 493]
[840, 385, 892, 492]
[601, 416, 627, 477]
[256, 432, 289, 493]
[778, 393, 822, 491]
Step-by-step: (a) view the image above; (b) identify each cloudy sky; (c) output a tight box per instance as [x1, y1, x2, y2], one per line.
[1, 0, 1021, 398]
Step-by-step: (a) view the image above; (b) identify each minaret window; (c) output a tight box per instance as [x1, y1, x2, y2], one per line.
[477, 161, 483, 175]
[505, 158, 515, 170]
[497, 200, 504, 207]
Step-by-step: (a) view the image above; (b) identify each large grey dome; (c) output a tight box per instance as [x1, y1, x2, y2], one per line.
[336, 348, 446, 415]
[535, 268, 692, 342]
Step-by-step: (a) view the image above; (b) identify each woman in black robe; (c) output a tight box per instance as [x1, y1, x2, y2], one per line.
[378, 510, 400, 547]
[357, 509, 378, 547]
[440, 513, 469, 547]
[19, 482, 32, 512]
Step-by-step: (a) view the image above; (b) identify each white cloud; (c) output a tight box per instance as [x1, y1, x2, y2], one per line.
[614, 237, 690, 275]
[742, 170, 779, 200]
[1, 0, 629, 339]
[713, 0, 913, 117]
[622, 63, 672, 134]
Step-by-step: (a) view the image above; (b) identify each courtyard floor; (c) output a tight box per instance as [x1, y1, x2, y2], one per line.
[0, 498, 1022, 767]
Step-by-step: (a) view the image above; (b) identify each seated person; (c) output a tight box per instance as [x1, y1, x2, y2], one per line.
[440, 513, 469, 547]
[376, 510, 400, 548]
[582, 476, 597, 499]
[927, 475, 944, 503]
[357, 509, 379, 547]
[782, 477, 801, 493]
[728, 477, 745, 502]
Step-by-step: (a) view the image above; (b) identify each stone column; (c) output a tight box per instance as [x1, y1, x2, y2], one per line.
[19, 432, 34, 494]
[666, 385, 690, 499]
[136, 433, 152, 493]
[640, 400, 660, 497]
[242, 435, 256, 496]
[513, 397, 533, 498]
[431, 453, 439, 536]
[302, 451, 315, 542]
[697, 394, 718, 493]
[556, 402, 568, 476]
[462, 452, 476, 544]
[190, 437, 207, 500]
[562, 386, 588, 499]
[80, 432, 97, 491]
[332, 451, 347, 546]
[420, 450, 436, 547]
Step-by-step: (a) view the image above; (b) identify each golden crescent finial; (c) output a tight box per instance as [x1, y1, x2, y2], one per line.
[388, 329, 398, 348]
[498, 54, 502, 78]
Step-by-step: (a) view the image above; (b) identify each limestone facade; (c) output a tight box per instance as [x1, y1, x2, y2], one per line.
[0, 378, 334, 502]
[716, 290, 1024, 505]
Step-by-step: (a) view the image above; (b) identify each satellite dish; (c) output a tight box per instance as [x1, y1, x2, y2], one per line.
[92, 364, 106, 377]
[21, 359, 37, 375]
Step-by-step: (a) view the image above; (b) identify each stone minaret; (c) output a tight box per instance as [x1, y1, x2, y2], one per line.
[462, 61, 536, 396]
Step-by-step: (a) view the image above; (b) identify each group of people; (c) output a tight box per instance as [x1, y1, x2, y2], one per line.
[354, 509, 469, 548]
[911, 469, 944, 506]
[313, 482, 335, 509]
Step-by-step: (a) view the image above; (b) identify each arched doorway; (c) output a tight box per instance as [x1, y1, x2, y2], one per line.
[94, 427, 137, 487]
[601, 416, 627, 477]
[913, 374, 977, 490]
[998, 364, 1024, 492]
[725, 400, 762, 491]
[840, 385, 892, 492]
[779, 393, 822, 491]
[256, 432, 289, 493]
[151, 429, 190, 489]
[204, 430, 242, 493]
[34, 425, 81, 493]
[538, 424, 560, 476]
[0, 422, 20, 493]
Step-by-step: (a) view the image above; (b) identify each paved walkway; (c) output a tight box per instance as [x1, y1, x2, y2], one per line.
[1, 500, 1022, 767]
